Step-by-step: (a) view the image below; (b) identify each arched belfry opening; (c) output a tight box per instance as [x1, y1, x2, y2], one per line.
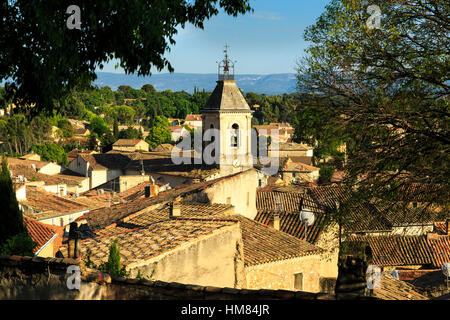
[200, 45, 254, 176]
[231, 123, 239, 148]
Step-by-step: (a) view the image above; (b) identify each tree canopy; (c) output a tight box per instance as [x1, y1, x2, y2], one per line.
[298, 0, 449, 207]
[1, 1, 252, 116]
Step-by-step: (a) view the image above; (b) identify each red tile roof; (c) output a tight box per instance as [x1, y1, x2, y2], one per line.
[23, 217, 58, 254]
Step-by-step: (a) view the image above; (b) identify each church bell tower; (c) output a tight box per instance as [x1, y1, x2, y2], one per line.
[201, 45, 254, 176]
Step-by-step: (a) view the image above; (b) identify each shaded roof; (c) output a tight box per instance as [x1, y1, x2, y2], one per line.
[79, 153, 132, 170]
[306, 185, 447, 233]
[255, 191, 328, 244]
[201, 80, 251, 112]
[373, 273, 428, 300]
[151, 144, 174, 153]
[235, 215, 323, 266]
[346, 235, 450, 268]
[124, 154, 220, 179]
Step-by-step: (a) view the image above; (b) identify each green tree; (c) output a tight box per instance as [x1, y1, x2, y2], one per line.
[2, 1, 252, 116]
[90, 116, 109, 137]
[145, 116, 172, 149]
[99, 240, 128, 277]
[0, 156, 36, 256]
[298, 1, 449, 207]
[141, 84, 156, 93]
[31, 143, 68, 166]
[57, 119, 74, 139]
[118, 127, 143, 140]
[0, 156, 24, 244]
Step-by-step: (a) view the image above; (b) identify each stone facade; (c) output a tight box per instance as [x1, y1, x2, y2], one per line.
[0, 255, 338, 300]
[245, 255, 322, 293]
[127, 224, 246, 289]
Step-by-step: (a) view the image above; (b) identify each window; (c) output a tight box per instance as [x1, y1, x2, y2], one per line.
[319, 277, 336, 294]
[231, 123, 239, 147]
[294, 273, 303, 290]
[246, 192, 250, 206]
[226, 197, 231, 205]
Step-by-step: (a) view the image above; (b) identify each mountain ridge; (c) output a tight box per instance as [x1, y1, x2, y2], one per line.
[94, 72, 298, 95]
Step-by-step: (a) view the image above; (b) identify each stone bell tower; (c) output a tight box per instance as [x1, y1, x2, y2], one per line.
[201, 45, 254, 176]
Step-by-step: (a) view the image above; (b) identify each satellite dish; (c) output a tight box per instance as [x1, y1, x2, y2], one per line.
[300, 208, 315, 227]
[442, 262, 450, 277]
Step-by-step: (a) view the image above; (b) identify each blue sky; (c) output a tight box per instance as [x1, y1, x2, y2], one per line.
[99, 0, 330, 75]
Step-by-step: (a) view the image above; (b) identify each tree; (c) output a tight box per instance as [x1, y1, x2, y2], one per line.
[0, 157, 36, 256]
[2, 1, 252, 116]
[99, 240, 128, 277]
[118, 127, 143, 140]
[141, 84, 156, 93]
[57, 119, 74, 139]
[298, 0, 449, 208]
[0, 156, 24, 243]
[31, 143, 68, 166]
[90, 116, 109, 137]
[145, 116, 172, 149]
[113, 118, 119, 139]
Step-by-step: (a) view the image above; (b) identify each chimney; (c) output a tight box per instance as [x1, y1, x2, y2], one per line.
[68, 222, 81, 260]
[145, 185, 151, 198]
[170, 202, 181, 218]
[273, 214, 280, 231]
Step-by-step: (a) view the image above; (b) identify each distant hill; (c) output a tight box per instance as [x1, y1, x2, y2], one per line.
[93, 72, 298, 95]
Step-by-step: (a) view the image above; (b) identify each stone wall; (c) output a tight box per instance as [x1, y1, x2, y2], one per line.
[245, 255, 322, 293]
[0, 255, 336, 300]
[126, 224, 247, 289]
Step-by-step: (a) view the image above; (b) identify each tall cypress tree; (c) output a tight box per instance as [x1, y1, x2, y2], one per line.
[0, 156, 25, 244]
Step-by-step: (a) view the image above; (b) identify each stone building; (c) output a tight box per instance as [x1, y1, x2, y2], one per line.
[112, 139, 149, 152]
[200, 48, 254, 177]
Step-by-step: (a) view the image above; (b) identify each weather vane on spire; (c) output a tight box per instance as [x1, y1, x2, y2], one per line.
[217, 44, 235, 81]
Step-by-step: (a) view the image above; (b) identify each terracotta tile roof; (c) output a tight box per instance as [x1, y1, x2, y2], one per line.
[64, 219, 238, 267]
[255, 191, 327, 244]
[273, 142, 314, 151]
[23, 216, 58, 254]
[7, 157, 51, 170]
[434, 221, 448, 235]
[306, 186, 445, 232]
[282, 161, 319, 173]
[235, 215, 323, 266]
[20, 186, 89, 219]
[346, 235, 450, 268]
[80, 171, 250, 230]
[79, 198, 322, 267]
[167, 125, 185, 132]
[184, 114, 202, 122]
[151, 144, 174, 153]
[373, 273, 428, 300]
[11, 166, 86, 186]
[113, 139, 146, 147]
[124, 154, 220, 179]
[67, 149, 96, 162]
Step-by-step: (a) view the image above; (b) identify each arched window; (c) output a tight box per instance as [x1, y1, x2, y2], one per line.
[231, 123, 239, 147]
[210, 124, 216, 157]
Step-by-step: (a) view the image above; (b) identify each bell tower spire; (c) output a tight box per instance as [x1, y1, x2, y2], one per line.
[217, 44, 235, 81]
[202, 45, 254, 177]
